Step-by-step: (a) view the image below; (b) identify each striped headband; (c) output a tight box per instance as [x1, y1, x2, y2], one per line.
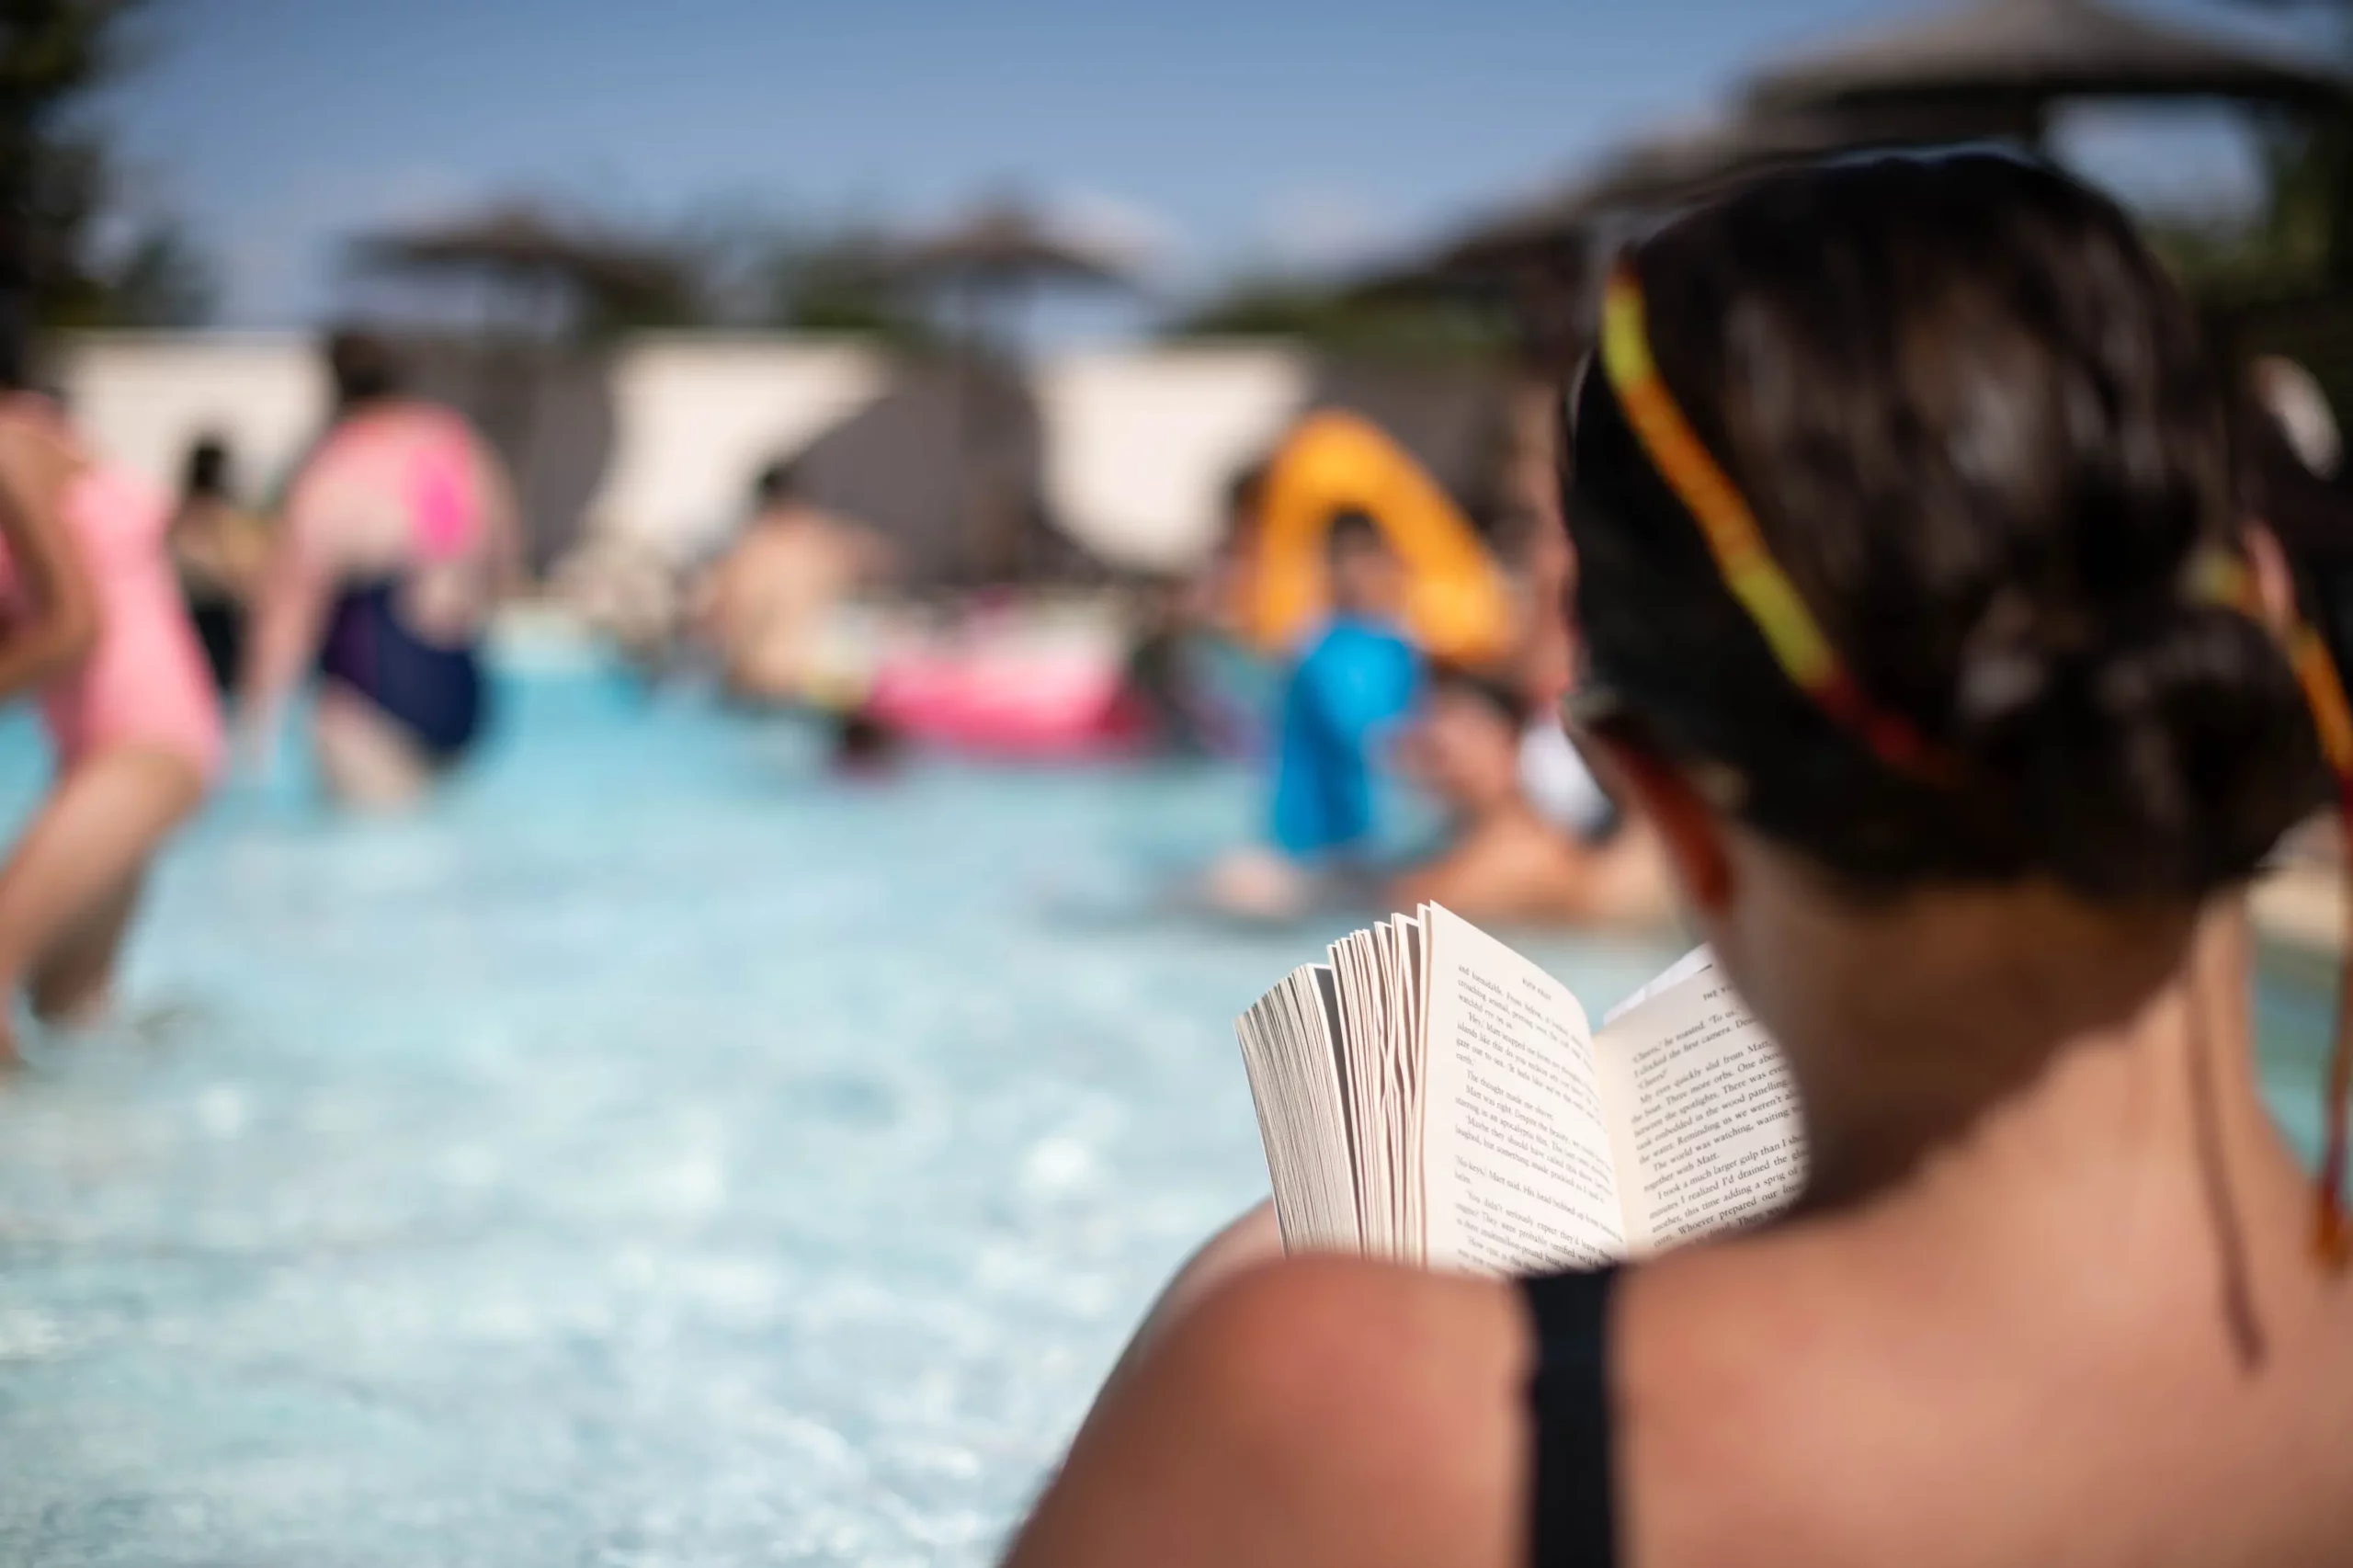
[1599, 256, 2353, 1265]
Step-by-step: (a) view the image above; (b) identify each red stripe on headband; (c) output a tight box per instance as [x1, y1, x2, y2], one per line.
[1598, 262, 1947, 779]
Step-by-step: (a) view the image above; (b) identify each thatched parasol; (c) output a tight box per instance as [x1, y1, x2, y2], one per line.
[872, 197, 1141, 294]
[1747, 0, 2349, 119]
[1369, 96, 2027, 337]
[1400, 0, 2346, 291]
[349, 202, 698, 330]
[872, 198, 1144, 582]
[1371, 0, 2347, 345]
[347, 204, 697, 573]
[1380, 91, 2032, 300]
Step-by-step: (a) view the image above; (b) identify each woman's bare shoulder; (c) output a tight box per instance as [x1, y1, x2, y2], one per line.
[1612, 1210, 2353, 1566]
[1008, 1256, 1532, 1568]
[1608, 1220, 2080, 1562]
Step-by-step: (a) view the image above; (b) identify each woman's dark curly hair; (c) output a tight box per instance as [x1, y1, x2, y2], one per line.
[1567, 153, 2327, 902]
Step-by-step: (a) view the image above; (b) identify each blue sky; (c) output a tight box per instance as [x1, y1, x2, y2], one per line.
[94, 0, 2338, 329]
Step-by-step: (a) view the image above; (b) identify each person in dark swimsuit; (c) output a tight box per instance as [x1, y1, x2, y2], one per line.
[313, 575, 483, 764]
[166, 435, 267, 694]
[1006, 156, 2353, 1568]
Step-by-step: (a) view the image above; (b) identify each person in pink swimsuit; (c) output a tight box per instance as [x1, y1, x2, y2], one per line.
[0, 386, 220, 1062]
[241, 331, 517, 809]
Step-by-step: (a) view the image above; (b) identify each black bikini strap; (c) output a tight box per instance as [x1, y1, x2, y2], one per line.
[1518, 1267, 1622, 1568]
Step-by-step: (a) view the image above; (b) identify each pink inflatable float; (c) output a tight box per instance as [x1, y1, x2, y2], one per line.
[866, 645, 1144, 758]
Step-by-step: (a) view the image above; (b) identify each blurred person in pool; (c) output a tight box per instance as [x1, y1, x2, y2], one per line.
[241, 331, 520, 809]
[1201, 461, 1268, 641]
[1012, 156, 2353, 1568]
[0, 302, 220, 1060]
[1387, 662, 1670, 928]
[1498, 499, 1659, 852]
[1204, 509, 1420, 920]
[1119, 574, 1225, 758]
[693, 458, 892, 711]
[1375, 498, 1670, 928]
[167, 434, 270, 694]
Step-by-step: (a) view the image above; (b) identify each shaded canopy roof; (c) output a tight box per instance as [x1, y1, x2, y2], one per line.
[1747, 0, 2350, 115]
[1586, 101, 2033, 209]
[1379, 0, 2346, 295]
[1393, 97, 2031, 286]
[874, 199, 1141, 290]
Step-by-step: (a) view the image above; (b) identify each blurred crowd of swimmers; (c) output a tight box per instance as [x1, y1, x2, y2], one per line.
[592, 402, 1685, 931]
[0, 294, 1662, 1060]
[5, 265, 2353, 1061]
[0, 318, 518, 1060]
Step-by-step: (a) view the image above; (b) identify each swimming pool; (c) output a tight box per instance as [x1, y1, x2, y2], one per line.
[0, 659, 2333, 1565]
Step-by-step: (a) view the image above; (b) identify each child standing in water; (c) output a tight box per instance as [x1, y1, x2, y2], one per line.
[693, 459, 893, 709]
[1268, 511, 1421, 862]
[0, 338, 221, 1059]
[1205, 511, 1422, 919]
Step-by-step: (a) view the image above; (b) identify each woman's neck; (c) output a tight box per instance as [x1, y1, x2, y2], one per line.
[1745, 882, 2277, 1215]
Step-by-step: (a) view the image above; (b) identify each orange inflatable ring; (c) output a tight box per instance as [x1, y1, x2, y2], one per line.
[1241, 409, 1512, 663]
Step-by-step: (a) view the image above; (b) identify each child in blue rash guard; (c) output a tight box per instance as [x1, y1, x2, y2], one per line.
[1268, 510, 1420, 861]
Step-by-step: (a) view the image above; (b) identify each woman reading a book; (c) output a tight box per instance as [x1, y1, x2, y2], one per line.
[1007, 155, 2353, 1567]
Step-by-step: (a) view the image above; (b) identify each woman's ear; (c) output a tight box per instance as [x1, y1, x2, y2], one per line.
[2243, 520, 2298, 636]
[1577, 727, 1736, 913]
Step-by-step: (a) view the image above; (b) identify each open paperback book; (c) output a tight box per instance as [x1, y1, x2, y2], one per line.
[1235, 903, 1805, 1274]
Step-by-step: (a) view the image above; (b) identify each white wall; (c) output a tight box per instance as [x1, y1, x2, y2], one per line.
[588, 335, 889, 560]
[49, 331, 1323, 578]
[57, 333, 328, 498]
[1035, 344, 1309, 572]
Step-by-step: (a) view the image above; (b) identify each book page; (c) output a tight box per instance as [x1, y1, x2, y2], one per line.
[1418, 905, 1628, 1274]
[1327, 927, 1405, 1259]
[1603, 945, 1713, 1027]
[1398, 913, 1427, 1264]
[1370, 919, 1411, 1259]
[1236, 963, 1364, 1255]
[1593, 961, 1802, 1255]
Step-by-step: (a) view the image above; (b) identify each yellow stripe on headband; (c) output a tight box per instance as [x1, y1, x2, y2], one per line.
[2293, 631, 2353, 780]
[2187, 548, 2353, 777]
[1599, 261, 1934, 771]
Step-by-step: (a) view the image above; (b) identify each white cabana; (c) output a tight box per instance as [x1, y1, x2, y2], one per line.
[1035, 344, 1309, 573]
[586, 335, 889, 561]
[57, 332, 328, 497]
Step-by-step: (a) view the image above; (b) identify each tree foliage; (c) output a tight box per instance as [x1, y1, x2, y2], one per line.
[758, 231, 934, 347]
[0, 0, 213, 329]
[2150, 0, 2353, 304]
[1164, 275, 1511, 363]
[2146, 113, 2347, 302]
[659, 205, 935, 346]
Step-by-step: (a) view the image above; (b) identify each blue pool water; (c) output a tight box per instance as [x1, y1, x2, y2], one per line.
[0, 661, 2332, 1566]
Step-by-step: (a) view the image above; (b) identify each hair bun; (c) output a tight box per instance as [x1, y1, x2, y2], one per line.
[1949, 596, 2322, 897]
